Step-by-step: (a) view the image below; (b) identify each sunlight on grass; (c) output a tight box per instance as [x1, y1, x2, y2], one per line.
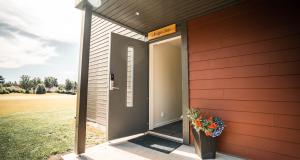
[0, 94, 105, 160]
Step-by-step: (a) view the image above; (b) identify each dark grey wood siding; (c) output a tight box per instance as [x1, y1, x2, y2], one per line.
[87, 13, 145, 126]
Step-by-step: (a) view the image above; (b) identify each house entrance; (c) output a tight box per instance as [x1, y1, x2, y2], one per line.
[149, 36, 183, 142]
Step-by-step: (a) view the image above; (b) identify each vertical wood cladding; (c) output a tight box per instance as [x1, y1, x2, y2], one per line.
[188, 0, 300, 159]
[87, 14, 145, 126]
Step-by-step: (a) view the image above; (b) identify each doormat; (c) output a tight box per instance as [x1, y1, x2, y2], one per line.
[128, 134, 182, 154]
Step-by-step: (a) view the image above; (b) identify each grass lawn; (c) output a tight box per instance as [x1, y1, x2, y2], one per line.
[0, 93, 105, 160]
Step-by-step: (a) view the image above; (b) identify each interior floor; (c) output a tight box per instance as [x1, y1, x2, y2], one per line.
[151, 120, 182, 139]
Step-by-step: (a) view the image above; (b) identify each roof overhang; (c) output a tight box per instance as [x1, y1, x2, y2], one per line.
[76, 0, 240, 35]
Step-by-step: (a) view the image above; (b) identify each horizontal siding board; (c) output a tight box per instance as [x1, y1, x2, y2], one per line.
[87, 75, 108, 80]
[88, 70, 107, 77]
[90, 42, 109, 52]
[89, 57, 108, 65]
[190, 89, 300, 102]
[91, 55, 108, 66]
[87, 110, 106, 116]
[89, 75, 108, 80]
[86, 115, 106, 121]
[87, 99, 108, 103]
[189, 64, 270, 80]
[91, 26, 117, 42]
[90, 35, 110, 48]
[91, 20, 107, 33]
[91, 24, 119, 38]
[91, 32, 111, 43]
[189, 34, 300, 61]
[190, 89, 224, 99]
[274, 115, 300, 130]
[224, 121, 300, 144]
[245, 148, 299, 160]
[190, 99, 300, 115]
[87, 91, 107, 96]
[223, 89, 300, 102]
[88, 61, 109, 68]
[91, 20, 111, 33]
[87, 87, 108, 92]
[88, 53, 108, 62]
[89, 54, 109, 61]
[270, 61, 300, 75]
[90, 49, 109, 57]
[86, 105, 107, 110]
[90, 37, 110, 48]
[190, 75, 300, 89]
[218, 142, 299, 160]
[90, 22, 115, 38]
[86, 102, 107, 107]
[87, 95, 107, 100]
[89, 58, 108, 66]
[86, 112, 106, 118]
[189, 47, 300, 71]
[220, 132, 300, 158]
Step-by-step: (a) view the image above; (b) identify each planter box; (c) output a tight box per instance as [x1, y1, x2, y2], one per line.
[192, 128, 216, 159]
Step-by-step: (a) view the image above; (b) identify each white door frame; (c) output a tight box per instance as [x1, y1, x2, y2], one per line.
[149, 36, 182, 130]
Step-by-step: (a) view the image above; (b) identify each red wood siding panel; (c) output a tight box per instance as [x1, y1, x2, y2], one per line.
[188, 0, 300, 159]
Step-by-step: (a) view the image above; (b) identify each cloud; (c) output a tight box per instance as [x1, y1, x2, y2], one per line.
[0, 0, 81, 69]
[0, 0, 81, 43]
[0, 32, 57, 68]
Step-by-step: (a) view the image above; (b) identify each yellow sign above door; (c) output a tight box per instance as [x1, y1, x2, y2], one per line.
[147, 24, 176, 40]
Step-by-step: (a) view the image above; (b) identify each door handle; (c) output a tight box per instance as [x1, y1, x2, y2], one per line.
[110, 73, 119, 90]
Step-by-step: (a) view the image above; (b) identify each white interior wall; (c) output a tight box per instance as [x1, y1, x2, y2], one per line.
[151, 39, 182, 128]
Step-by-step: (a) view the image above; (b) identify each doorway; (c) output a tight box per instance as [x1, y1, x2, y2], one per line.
[149, 36, 182, 141]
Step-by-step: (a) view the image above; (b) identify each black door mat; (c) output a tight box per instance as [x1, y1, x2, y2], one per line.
[151, 120, 183, 138]
[128, 134, 182, 154]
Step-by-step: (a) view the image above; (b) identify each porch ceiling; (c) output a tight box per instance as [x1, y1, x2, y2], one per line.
[87, 0, 239, 34]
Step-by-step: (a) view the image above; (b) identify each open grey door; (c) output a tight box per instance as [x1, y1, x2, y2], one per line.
[108, 33, 148, 140]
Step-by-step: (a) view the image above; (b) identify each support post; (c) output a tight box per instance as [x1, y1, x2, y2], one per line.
[181, 22, 190, 144]
[75, 2, 92, 155]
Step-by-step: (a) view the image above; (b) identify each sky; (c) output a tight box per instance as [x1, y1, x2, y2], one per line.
[0, 0, 82, 83]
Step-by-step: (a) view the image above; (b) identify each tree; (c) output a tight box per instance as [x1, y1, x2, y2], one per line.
[58, 84, 65, 90]
[53, 78, 58, 88]
[0, 75, 5, 84]
[3, 81, 13, 87]
[44, 77, 58, 92]
[19, 75, 32, 93]
[35, 84, 46, 94]
[31, 77, 42, 91]
[74, 81, 78, 92]
[65, 79, 74, 92]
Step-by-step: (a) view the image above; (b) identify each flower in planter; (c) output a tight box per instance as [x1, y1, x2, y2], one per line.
[187, 108, 225, 137]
